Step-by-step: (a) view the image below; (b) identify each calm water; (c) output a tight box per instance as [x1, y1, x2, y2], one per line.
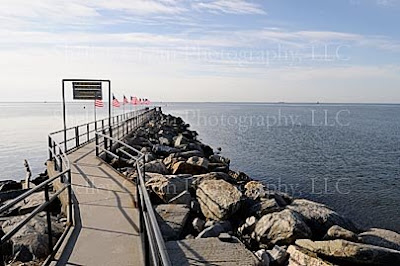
[1, 102, 399, 231]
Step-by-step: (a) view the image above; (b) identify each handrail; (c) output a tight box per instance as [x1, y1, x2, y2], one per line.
[95, 107, 172, 266]
[0, 135, 72, 266]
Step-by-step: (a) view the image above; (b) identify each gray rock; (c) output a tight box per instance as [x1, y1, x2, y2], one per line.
[196, 221, 232, 238]
[174, 134, 189, 147]
[171, 161, 208, 175]
[192, 218, 205, 233]
[252, 209, 312, 248]
[144, 160, 168, 174]
[152, 144, 180, 156]
[248, 198, 282, 218]
[359, 228, 400, 251]
[267, 245, 289, 265]
[144, 153, 156, 163]
[245, 181, 266, 200]
[2, 212, 64, 261]
[192, 172, 234, 188]
[287, 199, 357, 238]
[287, 245, 334, 266]
[296, 239, 400, 265]
[323, 225, 359, 242]
[168, 190, 191, 206]
[186, 156, 209, 170]
[238, 216, 258, 236]
[209, 155, 230, 165]
[166, 238, 259, 266]
[254, 249, 270, 266]
[159, 136, 171, 146]
[196, 179, 242, 221]
[178, 150, 204, 159]
[155, 204, 190, 241]
[228, 170, 251, 182]
[145, 174, 192, 202]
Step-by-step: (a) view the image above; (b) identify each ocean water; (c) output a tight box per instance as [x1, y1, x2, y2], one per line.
[0, 102, 399, 232]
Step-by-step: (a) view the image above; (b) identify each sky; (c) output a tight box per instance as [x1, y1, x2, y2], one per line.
[1, 0, 400, 103]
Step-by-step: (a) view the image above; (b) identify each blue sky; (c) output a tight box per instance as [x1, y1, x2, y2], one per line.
[1, 0, 400, 102]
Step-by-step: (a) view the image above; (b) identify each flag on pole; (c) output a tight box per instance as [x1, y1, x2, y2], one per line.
[112, 94, 120, 107]
[131, 96, 139, 105]
[123, 95, 129, 105]
[95, 99, 104, 108]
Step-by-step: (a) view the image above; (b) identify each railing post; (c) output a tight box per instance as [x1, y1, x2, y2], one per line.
[87, 124, 90, 142]
[52, 140, 57, 171]
[59, 147, 63, 173]
[67, 170, 73, 225]
[44, 184, 53, 254]
[48, 136, 52, 161]
[75, 126, 79, 148]
[102, 119, 104, 130]
[95, 133, 99, 157]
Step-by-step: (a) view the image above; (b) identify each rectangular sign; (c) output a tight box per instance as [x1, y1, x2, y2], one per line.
[72, 82, 102, 100]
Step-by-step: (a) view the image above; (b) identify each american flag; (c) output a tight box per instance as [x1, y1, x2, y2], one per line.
[112, 94, 120, 108]
[95, 99, 104, 108]
[144, 98, 151, 105]
[123, 95, 129, 105]
[131, 96, 138, 105]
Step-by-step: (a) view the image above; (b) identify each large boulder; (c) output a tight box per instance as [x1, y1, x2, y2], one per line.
[155, 204, 190, 241]
[196, 179, 242, 221]
[196, 221, 232, 239]
[174, 134, 189, 147]
[2, 212, 64, 262]
[245, 181, 266, 200]
[177, 150, 204, 159]
[209, 155, 230, 165]
[252, 209, 312, 248]
[296, 239, 400, 265]
[192, 172, 235, 188]
[287, 245, 334, 266]
[145, 174, 193, 202]
[186, 156, 209, 170]
[287, 199, 357, 238]
[247, 198, 282, 218]
[144, 160, 169, 175]
[359, 228, 400, 251]
[228, 170, 251, 182]
[152, 144, 180, 156]
[323, 225, 359, 242]
[171, 161, 208, 175]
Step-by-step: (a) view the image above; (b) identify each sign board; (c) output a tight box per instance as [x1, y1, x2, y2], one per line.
[72, 82, 102, 100]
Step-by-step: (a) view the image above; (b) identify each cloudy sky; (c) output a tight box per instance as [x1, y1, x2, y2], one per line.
[1, 0, 400, 102]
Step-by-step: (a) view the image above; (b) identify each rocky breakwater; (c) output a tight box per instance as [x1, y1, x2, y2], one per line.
[0, 172, 66, 265]
[115, 111, 400, 266]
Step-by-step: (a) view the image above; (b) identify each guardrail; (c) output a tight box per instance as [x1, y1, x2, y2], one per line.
[49, 109, 149, 155]
[0, 136, 72, 265]
[95, 108, 172, 266]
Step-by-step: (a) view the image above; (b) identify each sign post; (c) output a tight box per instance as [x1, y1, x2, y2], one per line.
[61, 79, 112, 152]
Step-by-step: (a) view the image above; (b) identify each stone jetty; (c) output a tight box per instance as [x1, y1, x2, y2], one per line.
[114, 111, 400, 266]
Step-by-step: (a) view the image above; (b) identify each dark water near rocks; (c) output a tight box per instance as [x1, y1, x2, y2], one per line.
[0, 102, 399, 232]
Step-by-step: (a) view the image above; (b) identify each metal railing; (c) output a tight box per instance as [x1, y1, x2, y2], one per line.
[49, 109, 149, 155]
[95, 108, 172, 266]
[0, 137, 72, 265]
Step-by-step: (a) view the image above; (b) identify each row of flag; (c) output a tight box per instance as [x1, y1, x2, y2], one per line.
[95, 95, 151, 108]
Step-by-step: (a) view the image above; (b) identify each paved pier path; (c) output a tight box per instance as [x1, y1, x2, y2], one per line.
[51, 142, 144, 266]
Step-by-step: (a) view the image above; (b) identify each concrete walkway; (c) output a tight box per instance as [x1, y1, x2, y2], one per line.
[51, 142, 144, 266]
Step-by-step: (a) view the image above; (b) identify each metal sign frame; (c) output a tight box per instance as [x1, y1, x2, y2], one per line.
[62, 79, 112, 152]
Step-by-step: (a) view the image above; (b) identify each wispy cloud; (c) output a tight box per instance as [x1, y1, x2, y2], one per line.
[192, 0, 266, 14]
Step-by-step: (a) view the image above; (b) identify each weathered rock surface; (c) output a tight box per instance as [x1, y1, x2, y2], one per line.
[287, 245, 334, 266]
[192, 172, 234, 188]
[166, 238, 259, 266]
[245, 181, 266, 200]
[146, 174, 192, 202]
[287, 199, 357, 238]
[247, 198, 282, 218]
[144, 160, 168, 174]
[166, 190, 190, 206]
[267, 245, 289, 265]
[196, 221, 232, 239]
[252, 209, 312, 248]
[323, 225, 359, 242]
[254, 249, 270, 266]
[171, 161, 208, 175]
[186, 156, 209, 170]
[2, 212, 64, 262]
[359, 228, 400, 251]
[155, 204, 190, 241]
[296, 239, 400, 265]
[196, 179, 242, 221]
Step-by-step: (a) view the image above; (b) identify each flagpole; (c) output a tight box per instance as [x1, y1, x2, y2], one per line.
[94, 99, 97, 131]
